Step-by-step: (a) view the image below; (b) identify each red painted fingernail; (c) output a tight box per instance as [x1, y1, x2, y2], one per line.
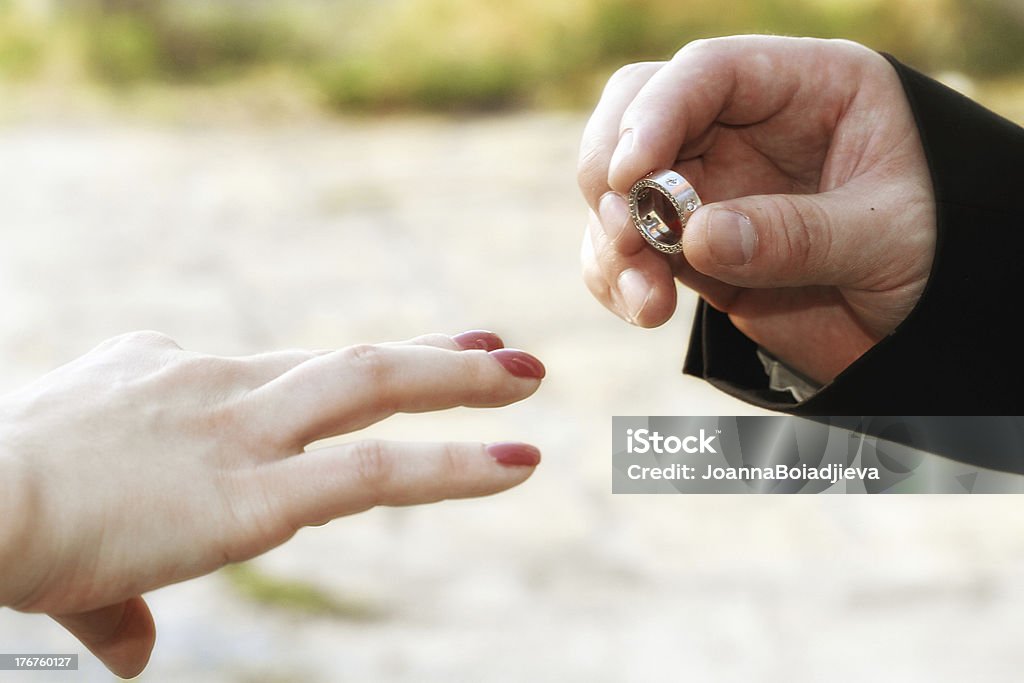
[487, 442, 541, 467]
[452, 330, 504, 351]
[490, 349, 546, 379]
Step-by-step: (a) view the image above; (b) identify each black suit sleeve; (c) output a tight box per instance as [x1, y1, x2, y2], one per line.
[683, 56, 1024, 417]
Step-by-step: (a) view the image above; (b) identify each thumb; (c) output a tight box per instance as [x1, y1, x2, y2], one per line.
[51, 596, 156, 679]
[682, 190, 875, 288]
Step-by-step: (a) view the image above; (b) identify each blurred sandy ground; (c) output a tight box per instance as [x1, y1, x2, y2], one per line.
[3, 102, 1024, 682]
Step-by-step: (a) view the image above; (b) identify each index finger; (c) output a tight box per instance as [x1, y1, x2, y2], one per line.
[577, 61, 663, 211]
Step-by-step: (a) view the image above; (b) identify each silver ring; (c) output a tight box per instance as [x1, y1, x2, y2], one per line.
[628, 170, 702, 254]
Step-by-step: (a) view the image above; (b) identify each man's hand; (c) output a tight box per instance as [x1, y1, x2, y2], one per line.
[578, 35, 936, 384]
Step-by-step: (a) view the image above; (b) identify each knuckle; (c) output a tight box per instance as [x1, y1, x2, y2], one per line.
[606, 61, 649, 88]
[349, 440, 394, 496]
[830, 37, 875, 61]
[436, 442, 466, 482]
[450, 351, 503, 406]
[345, 343, 389, 382]
[89, 331, 185, 382]
[460, 349, 490, 386]
[774, 196, 831, 274]
[673, 37, 719, 62]
[113, 329, 180, 349]
[344, 344, 396, 411]
[442, 347, 483, 389]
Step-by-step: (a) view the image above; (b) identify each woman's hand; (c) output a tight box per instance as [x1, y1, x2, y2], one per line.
[0, 329, 544, 677]
[578, 35, 936, 384]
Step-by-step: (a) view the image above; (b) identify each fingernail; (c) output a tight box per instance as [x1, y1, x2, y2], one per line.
[490, 349, 546, 379]
[452, 330, 504, 351]
[608, 129, 634, 178]
[598, 192, 631, 242]
[486, 442, 541, 467]
[707, 209, 756, 265]
[617, 268, 651, 323]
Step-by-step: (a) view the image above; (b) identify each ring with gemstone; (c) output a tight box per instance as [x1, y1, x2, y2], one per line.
[627, 170, 701, 254]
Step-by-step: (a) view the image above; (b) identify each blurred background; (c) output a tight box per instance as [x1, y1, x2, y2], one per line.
[2, 1, 1024, 681]
[1, 0, 1024, 116]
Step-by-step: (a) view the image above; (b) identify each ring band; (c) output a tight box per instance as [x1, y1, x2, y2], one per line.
[628, 170, 702, 254]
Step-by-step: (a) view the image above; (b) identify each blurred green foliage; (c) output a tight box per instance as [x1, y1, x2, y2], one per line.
[1, 0, 1022, 111]
[0, 4, 43, 78]
[78, 0, 310, 83]
[223, 563, 381, 620]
